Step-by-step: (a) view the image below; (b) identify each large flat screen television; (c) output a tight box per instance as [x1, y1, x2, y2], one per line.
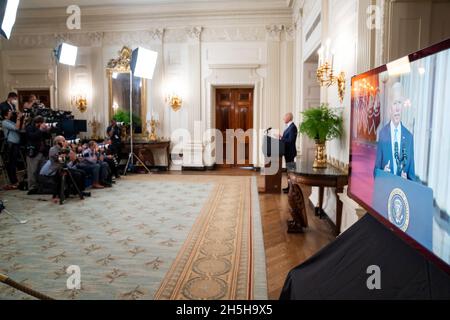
[349, 38, 450, 273]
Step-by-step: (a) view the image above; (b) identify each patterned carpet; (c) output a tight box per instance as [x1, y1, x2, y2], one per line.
[0, 175, 267, 300]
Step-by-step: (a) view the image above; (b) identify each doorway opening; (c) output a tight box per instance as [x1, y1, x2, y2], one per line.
[215, 87, 254, 168]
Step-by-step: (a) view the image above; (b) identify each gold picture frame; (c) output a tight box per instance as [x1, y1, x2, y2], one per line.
[106, 46, 147, 135]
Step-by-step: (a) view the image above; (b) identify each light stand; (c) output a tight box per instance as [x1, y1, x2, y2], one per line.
[123, 46, 158, 175]
[0, 200, 27, 224]
[123, 72, 152, 175]
[53, 43, 78, 108]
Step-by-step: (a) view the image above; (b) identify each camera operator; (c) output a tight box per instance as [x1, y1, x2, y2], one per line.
[25, 116, 50, 194]
[39, 136, 88, 203]
[65, 149, 89, 198]
[23, 94, 37, 110]
[77, 141, 105, 189]
[1, 109, 24, 190]
[99, 139, 120, 180]
[0, 92, 18, 116]
[107, 119, 122, 160]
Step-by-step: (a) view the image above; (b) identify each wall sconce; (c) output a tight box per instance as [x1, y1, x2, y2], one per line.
[71, 80, 89, 113]
[112, 102, 119, 113]
[71, 93, 88, 113]
[166, 93, 182, 112]
[317, 40, 346, 104]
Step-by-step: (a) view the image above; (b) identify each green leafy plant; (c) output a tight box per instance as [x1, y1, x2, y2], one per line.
[112, 109, 141, 126]
[299, 104, 343, 144]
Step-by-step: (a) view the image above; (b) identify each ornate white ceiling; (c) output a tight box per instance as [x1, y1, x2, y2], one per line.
[20, 0, 293, 10]
[12, 0, 299, 36]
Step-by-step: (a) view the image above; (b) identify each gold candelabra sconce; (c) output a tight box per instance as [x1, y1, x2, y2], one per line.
[71, 94, 88, 113]
[147, 117, 160, 141]
[166, 94, 183, 112]
[316, 41, 346, 104]
[89, 117, 101, 140]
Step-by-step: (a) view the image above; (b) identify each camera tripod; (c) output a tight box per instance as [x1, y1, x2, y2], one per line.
[122, 71, 152, 176]
[0, 200, 27, 224]
[59, 167, 88, 205]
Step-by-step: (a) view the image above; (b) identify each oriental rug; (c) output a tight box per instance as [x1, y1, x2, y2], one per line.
[0, 175, 267, 300]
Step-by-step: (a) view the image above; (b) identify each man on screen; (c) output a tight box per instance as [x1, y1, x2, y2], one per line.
[374, 82, 416, 181]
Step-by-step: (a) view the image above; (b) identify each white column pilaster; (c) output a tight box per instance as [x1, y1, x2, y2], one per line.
[265, 25, 283, 134]
[183, 26, 204, 168]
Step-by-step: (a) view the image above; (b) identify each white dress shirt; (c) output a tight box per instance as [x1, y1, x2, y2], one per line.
[390, 121, 402, 175]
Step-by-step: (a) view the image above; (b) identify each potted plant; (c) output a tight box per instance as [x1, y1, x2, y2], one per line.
[299, 103, 343, 168]
[112, 110, 142, 139]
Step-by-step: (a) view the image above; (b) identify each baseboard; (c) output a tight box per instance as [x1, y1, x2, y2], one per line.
[182, 166, 206, 171]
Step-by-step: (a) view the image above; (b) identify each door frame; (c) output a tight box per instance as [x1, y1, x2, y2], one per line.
[203, 65, 264, 169]
[214, 87, 254, 168]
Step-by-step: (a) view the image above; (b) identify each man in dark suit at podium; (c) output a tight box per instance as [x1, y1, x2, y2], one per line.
[374, 82, 416, 181]
[280, 112, 298, 193]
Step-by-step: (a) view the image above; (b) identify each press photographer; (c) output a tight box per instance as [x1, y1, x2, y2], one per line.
[25, 116, 51, 195]
[0, 92, 18, 115]
[39, 136, 88, 204]
[77, 141, 107, 189]
[99, 140, 120, 180]
[1, 109, 24, 190]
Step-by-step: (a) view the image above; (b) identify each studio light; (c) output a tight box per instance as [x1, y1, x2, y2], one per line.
[56, 43, 78, 66]
[131, 47, 158, 79]
[0, 0, 20, 39]
[122, 46, 158, 176]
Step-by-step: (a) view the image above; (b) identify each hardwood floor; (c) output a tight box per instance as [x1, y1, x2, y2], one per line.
[258, 178, 335, 299]
[162, 167, 336, 299]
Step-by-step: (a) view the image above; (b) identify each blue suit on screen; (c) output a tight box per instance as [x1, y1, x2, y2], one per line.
[374, 122, 416, 181]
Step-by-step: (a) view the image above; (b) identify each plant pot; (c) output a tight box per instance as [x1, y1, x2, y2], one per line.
[313, 141, 327, 168]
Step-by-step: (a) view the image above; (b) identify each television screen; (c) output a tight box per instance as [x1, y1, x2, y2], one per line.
[349, 39, 450, 272]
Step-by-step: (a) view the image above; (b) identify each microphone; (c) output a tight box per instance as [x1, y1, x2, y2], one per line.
[265, 127, 272, 134]
[394, 141, 399, 162]
[394, 141, 400, 175]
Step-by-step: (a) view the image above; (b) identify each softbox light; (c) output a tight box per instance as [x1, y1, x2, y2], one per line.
[131, 47, 158, 79]
[0, 0, 20, 40]
[56, 43, 78, 66]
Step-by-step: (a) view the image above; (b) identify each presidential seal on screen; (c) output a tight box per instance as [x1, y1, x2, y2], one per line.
[387, 188, 410, 232]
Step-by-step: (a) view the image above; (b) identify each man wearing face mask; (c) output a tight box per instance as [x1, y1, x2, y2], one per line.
[0, 92, 18, 117]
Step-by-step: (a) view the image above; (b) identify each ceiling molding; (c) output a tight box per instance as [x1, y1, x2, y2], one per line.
[208, 64, 261, 69]
[19, 0, 290, 10]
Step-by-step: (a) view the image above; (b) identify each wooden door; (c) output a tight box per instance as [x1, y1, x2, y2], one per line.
[17, 89, 51, 111]
[215, 88, 253, 167]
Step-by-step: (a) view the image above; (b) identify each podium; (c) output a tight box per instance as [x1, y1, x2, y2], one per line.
[260, 135, 284, 194]
[373, 169, 434, 251]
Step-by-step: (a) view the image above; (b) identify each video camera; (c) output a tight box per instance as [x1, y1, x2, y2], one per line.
[57, 146, 72, 165]
[98, 143, 111, 150]
[67, 138, 81, 145]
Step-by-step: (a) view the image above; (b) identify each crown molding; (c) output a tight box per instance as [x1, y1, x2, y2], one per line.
[208, 63, 261, 69]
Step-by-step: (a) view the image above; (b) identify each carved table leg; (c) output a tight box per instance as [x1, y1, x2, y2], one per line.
[287, 180, 309, 233]
[335, 186, 344, 235]
[315, 187, 326, 219]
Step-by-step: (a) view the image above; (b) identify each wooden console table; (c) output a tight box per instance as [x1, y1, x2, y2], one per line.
[123, 140, 171, 170]
[287, 159, 348, 236]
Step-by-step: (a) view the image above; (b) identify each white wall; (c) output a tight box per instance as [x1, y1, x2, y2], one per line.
[0, 5, 294, 169]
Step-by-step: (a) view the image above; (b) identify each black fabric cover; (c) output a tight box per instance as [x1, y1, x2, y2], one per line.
[280, 214, 450, 300]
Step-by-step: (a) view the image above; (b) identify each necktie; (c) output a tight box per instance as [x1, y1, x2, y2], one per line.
[394, 128, 399, 175]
